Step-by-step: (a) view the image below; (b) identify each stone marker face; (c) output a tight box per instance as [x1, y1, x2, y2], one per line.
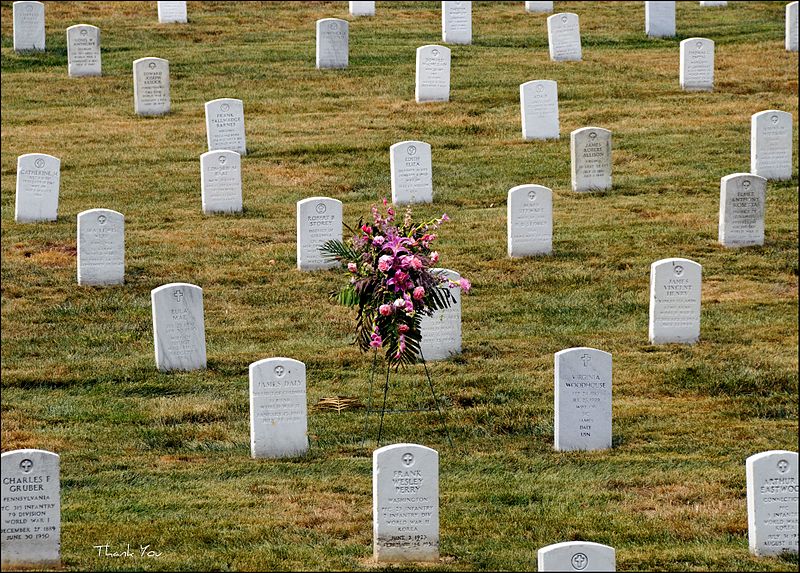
[507, 184, 553, 257]
[205, 98, 246, 155]
[1, 449, 60, 569]
[537, 541, 616, 572]
[420, 268, 461, 361]
[373, 444, 439, 562]
[547, 13, 582, 61]
[751, 110, 793, 181]
[699, 1, 726, 6]
[77, 209, 124, 286]
[788, 2, 799, 52]
[645, 1, 676, 38]
[151, 283, 207, 372]
[157, 1, 187, 23]
[520, 80, 559, 141]
[416, 45, 451, 103]
[571, 127, 612, 192]
[718, 173, 766, 248]
[296, 197, 343, 270]
[200, 150, 243, 214]
[66, 24, 101, 77]
[250, 358, 309, 459]
[133, 57, 170, 116]
[649, 258, 702, 344]
[526, 2, 554, 14]
[746, 450, 799, 557]
[442, 1, 472, 45]
[680, 38, 714, 91]
[316, 18, 349, 69]
[15, 153, 60, 223]
[390, 141, 433, 205]
[13, 1, 45, 53]
[350, 1, 375, 16]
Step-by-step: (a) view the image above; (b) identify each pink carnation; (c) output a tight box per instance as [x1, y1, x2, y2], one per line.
[347, 262, 357, 273]
[430, 251, 440, 263]
[379, 304, 392, 316]
[378, 255, 393, 272]
[373, 236, 385, 246]
[409, 256, 423, 270]
[413, 286, 425, 300]
[398, 324, 409, 333]
[370, 332, 382, 348]
[459, 278, 472, 292]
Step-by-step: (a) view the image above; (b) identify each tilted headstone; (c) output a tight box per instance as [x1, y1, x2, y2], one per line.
[751, 110, 793, 181]
[699, 1, 726, 6]
[250, 358, 309, 459]
[66, 24, 101, 77]
[13, 1, 45, 53]
[649, 258, 702, 344]
[133, 57, 170, 116]
[416, 45, 451, 103]
[77, 209, 124, 286]
[571, 127, 612, 192]
[645, 1, 676, 38]
[788, 2, 799, 52]
[420, 268, 461, 361]
[520, 79, 559, 141]
[205, 98, 246, 155]
[151, 283, 207, 372]
[1, 449, 60, 569]
[746, 450, 799, 557]
[526, 2, 554, 14]
[390, 140, 433, 205]
[547, 13, 581, 61]
[200, 150, 243, 214]
[537, 541, 616, 572]
[442, 1, 472, 45]
[350, 1, 375, 17]
[507, 184, 553, 257]
[373, 444, 439, 562]
[15, 153, 60, 223]
[718, 173, 766, 248]
[316, 18, 349, 69]
[157, 1, 187, 23]
[680, 38, 714, 92]
[296, 197, 343, 270]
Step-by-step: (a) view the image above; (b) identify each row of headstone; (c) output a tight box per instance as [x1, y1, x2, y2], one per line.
[571, 127, 612, 192]
[67, 25, 101, 77]
[649, 258, 702, 345]
[719, 173, 766, 248]
[391, 140, 433, 204]
[133, 57, 170, 116]
[508, 184, 553, 257]
[201, 150, 243, 214]
[520, 79, 559, 141]
[416, 45, 451, 103]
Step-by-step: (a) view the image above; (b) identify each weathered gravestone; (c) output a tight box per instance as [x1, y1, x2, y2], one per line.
[420, 268, 461, 361]
[77, 209, 124, 286]
[718, 173, 766, 248]
[645, 1, 675, 38]
[537, 541, 616, 572]
[205, 98, 246, 155]
[649, 258, 702, 344]
[157, 1, 187, 24]
[526, 2, 554, 14]
[680, 38, 714, 92]
[66, 24, 101, 77]
[133, 57, 170, 116]
[746, 450, 799, 557]
[15, 153, 60, 223]
[416, 45, 451, 103]
[699, 1, 726, 6]
[390, 140, 433, 205]
[507, 184, 553, 257]
[373, 444, 439, 562]
[1, 449, 60, 569]
[571, 127, 612, 192]
[249, 358, 308, 459]
[316, 18, 349, 69]
[554, 347, 612, 452]
[13, 1, 45, 53]
[296, 197, 343, 270]
[442, 1, 472, 45]
[350, 1, 375, 17]
[788, 2, 799, 52]
[200, 150, 243, 214]
[751, 110, 793, 181]
[547, 13, 582, 61]
[151, 283, 207, 372]
[520, 80, 559, 140]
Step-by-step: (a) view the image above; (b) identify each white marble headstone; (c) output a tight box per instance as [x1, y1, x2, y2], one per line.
[547, 13, 582, 61]
[649, 258, 702, 345]
[133, 57, 170, 116]
[718, 173, 766, 248]
[442, 1, 472, 45]
[13, 1, 45, 53]
[77, 209, 124, 286]
[373, 444, 439, 562]
[520, 79, 559, 141]
[788, 2, 799, 52]
[571, 127, 612, 192]
[350, 1, 375, 17]
[680, 38, 714, 92]
[296, 197, 343, 271]
[390, 140, 433, 205]
[537, 541, 616, 572]
[420, 268, 461, 361]
[15, 153, 60, 223]
[699, 1, 726, 6]
[66, 24, 101, 77]
[1, 449, 60, 569]
[416, 45, 451, 103]
[526, 2, 554, 14]
[746, 450, 799, 557]
[645, 1, 676, 38]
[316, 18, 349, 69]
[151, 283, 207, 372]
[201, 150, 243, 214]
[507, 184, 553, 257]
[751, 110, 793, 181]
[250, 357, 309, 459]
[205, 98, 246, 155]
[157, 1, 187, 23]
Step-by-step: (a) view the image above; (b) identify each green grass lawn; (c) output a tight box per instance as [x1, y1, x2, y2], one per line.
[1, 1, 798, 571]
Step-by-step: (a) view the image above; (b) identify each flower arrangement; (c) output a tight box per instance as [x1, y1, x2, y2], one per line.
[322, 199, 470, 367]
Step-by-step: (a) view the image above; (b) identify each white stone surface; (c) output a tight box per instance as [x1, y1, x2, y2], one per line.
[157, 1, 187, 23]
[520, 79, 559, 141]
[296, 197, 343, 271]
[350, 1, 375, 16]
[420, 268, 461, 361]
[416, 45, 451, 103]
[151, 283, 207, 372]
[699, 1, 726, 6]
[316, 18, 349, 69]
[746, 450, 799, 557]
[442, 1, 472, 45]
[77, 209, 124, 286]
[373, 444, 439, 562]
[680, 38, 714, 92]
[547, 13, 581, 61]
[526, 2, 554, 14]
[507, 184, 553, 257]
[718, 173, 766, 248]
[201, 150, 243, 214]
[133, 57, 170, 116]
[13, 1, 45, 53]
[648, 258, 702, 345]
[537, 541, 616, 572]
[751, 110, 793, 181]
[250, 357, 309, 459]
[788, 2, 799, 52]
[570, 127, 612, 192]
[205, 98, 246, 155]
[67, 24, 101, 77]
[1, 449, 60, 569]
[15, 153, 60, 223]
[390, 140, 433, 205]
[645, 1, 676, 38]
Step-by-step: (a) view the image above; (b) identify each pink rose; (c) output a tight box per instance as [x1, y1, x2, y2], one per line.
[459, 278, 471, 292]
[413, 286, 425, 300]
[362, 224, 372, 233]
[404, 299, 414, 313]
[347, 262, 357, 273]
[398, 324, 409, 333]
[410, 256, 423, 270]
[378, 255, 393, 272]
[373, 236, 385, 246]
[379, 304, 392, 316]
[430, 251, 439, 263]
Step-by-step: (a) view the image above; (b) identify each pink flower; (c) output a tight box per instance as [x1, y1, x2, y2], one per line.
[409, 256, 423, 270]
[398, 324, 409, 333]
[347, 262, 357, 273]
[413, 286, 425, 300]
[459, 278, 472, 292]
[362, 224, 372, 233]
[399, 255, 413, 269]
[370, 332, 382, 348]
[378, 255, 393, 272]
[441, 213, 450, 222]
[379, 304, 392, 316]
[393, 298, 405, 308]
[430, 251, 440, 263]
[404, 299, 414, 313]
[373, 235, 385, 246]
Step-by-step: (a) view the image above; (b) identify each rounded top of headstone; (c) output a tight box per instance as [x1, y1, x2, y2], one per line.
[547, 12, 578, 24]
[133, 57, 169, 68]
[1, 448, 60, 461]
[650, 257, 702, 273]
[297, 196, 343, 209]
[249, 357, 305, 377]
[537, 541, 616, 571]
[751, 109, 790, 123]
[201, 149, 241, 162]
[18, 152, 60, 166]
[746, 449, 797, 467]
[77, 208, 124, 221]
[150, 282, 203, 298]
[508, 184, 553, 203]
[520, 79, 557, 91]
[390, 140, 431, 154]
[316, 17, 349, 29]
[417, 44, 451, 57]
[431, 268, 460, 283]
[720, 173, 766, 188]
[554, 346, 612, 361]
[571, 126, 611, 138]
[13, 1, 45, 8]
[67, 23, 100, 33]
[372, 442, 439, 462]
[205, 98, 243, 111]
[680, 37, 713, 48]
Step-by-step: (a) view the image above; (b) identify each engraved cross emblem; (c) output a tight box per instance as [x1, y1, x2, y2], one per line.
[571, 552, 589, 570]
[402, 453, 415, 467]
[19, 459, 33, 473]
[581, 354, 591, 367]
[777, 459, 789, 473]
[173, 289, 184, 303]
